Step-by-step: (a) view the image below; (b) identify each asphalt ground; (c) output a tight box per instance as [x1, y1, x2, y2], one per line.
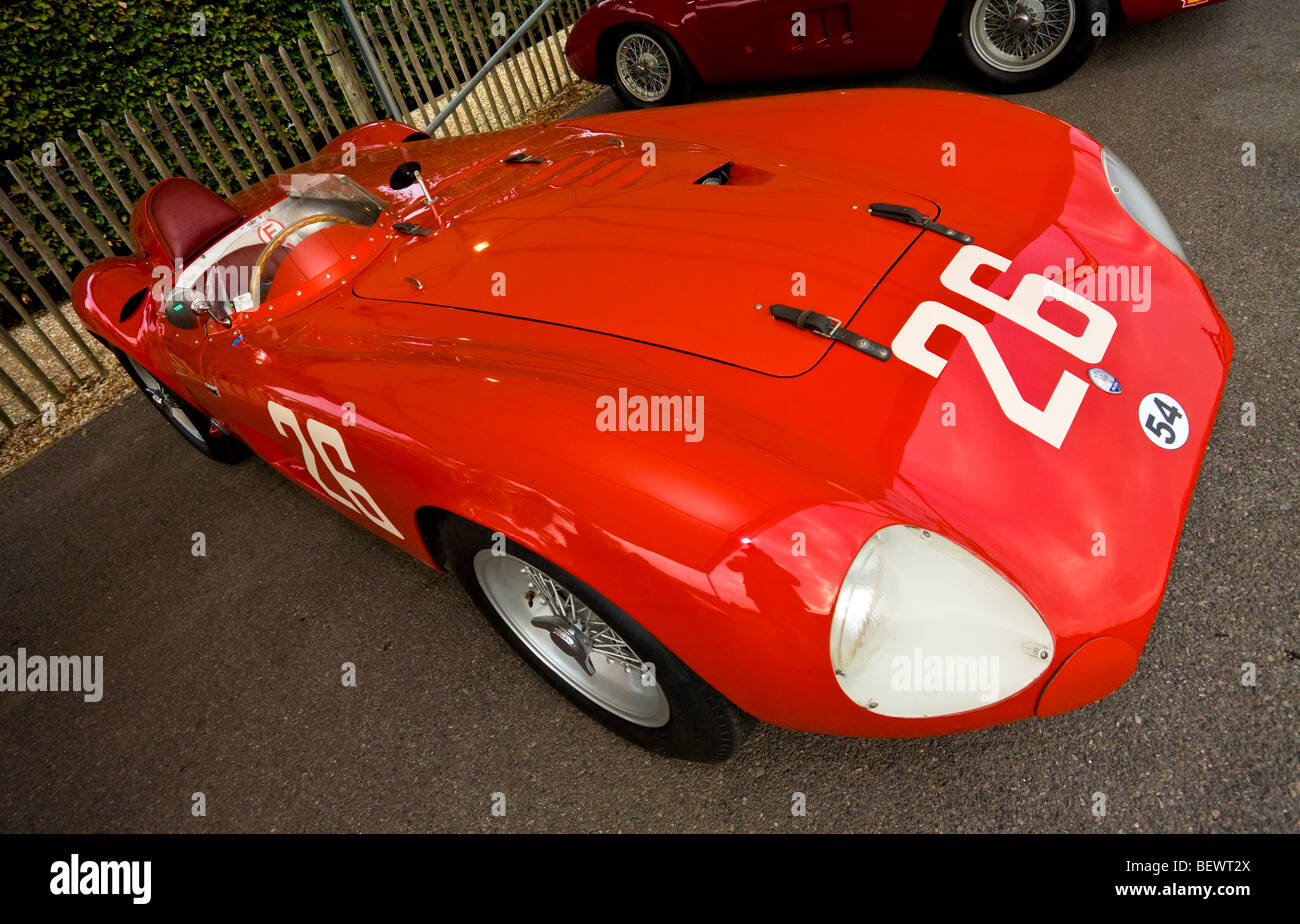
[1, 0, 1295, 833]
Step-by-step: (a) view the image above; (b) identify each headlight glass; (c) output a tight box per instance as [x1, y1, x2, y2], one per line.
[830, 525, 1054, 718]
[1102, 148, 1188, 263]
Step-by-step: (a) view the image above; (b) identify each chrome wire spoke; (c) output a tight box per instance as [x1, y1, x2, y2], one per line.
[523, 562, 639, 664]
[561, 586, 593, 634]
[587, 622, 642, 664]
[594, 649, 645, 670]
[522, 562, 567, 619]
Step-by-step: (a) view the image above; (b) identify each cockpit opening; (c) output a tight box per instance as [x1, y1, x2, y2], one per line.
[152, 173, 384, 328]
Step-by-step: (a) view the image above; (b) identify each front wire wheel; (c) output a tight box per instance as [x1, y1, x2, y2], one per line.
[474, 549, 670, 727]
[615, 33, 671, 104]
[971, 0, 1075, 72]
[441, 518, 751, 761]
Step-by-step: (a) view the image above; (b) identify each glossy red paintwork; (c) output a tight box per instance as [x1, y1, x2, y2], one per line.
[1036, 636, 1139, 716]
[74, 89, 1231, 737]
[564, 0, 1231, 86]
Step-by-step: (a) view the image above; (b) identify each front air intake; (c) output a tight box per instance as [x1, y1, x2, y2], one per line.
[693, 162, 733, 186]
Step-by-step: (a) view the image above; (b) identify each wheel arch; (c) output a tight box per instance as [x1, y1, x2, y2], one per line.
[413, 504, 458, 570]
[395, 415, 874, 731]
[73, 255, 221, 423]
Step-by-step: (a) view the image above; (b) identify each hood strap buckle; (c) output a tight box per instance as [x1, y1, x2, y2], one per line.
[770, 304, 892, 363]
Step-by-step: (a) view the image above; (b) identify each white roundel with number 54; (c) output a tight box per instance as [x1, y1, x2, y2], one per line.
[892, 245, 1118, 449]
[1138, 392, 1190, 450]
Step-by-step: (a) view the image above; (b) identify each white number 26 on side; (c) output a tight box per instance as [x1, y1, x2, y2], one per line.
[891, 245, 1118, 449]
[267, 399, 405, 539]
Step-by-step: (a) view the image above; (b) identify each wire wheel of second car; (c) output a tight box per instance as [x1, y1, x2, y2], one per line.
[956, 0, 1103, 91]
[607, 27, 692, 108]
[474, 550, 671, 727]
[615, 33, 672, 104]
[971, 0, 1075, 71]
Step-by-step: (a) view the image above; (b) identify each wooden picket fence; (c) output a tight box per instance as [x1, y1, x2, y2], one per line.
[0, 0, 592, 438]
[348, 0, 591, 134]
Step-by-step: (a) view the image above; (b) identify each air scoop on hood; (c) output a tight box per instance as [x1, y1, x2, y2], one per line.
[354, 140, 936, 377]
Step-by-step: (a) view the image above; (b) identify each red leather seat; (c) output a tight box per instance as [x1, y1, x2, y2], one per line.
[133, 177, 244, 265]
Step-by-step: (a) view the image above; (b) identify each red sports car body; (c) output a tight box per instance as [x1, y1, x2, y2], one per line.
[564, 0, 1231, 104]
[74, 89, 1231, 760]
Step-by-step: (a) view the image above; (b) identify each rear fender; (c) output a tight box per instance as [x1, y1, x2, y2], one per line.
[73, 257, 158, 355]
[318, 120, 427, 160]
[73, 256, 202, 406]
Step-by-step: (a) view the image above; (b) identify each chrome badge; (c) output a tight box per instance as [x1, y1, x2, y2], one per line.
[1088, 368, 1123, 394]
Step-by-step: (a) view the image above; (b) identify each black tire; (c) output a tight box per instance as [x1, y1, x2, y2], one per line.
[603, 26, 694, 109]
[439, 517, 752, 762]
[115, 349, 248, 464]
[954, 0, 1107, 92]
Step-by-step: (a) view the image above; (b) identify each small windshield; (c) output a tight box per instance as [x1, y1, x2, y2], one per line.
[276, 172, 385, 214]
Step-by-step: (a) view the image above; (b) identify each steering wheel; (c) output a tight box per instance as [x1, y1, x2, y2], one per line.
[248, 214, 357, 302]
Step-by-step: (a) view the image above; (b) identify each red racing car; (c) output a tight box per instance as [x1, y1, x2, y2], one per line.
[564, 0, 1230, 106]
[74, 88, 1231, 761]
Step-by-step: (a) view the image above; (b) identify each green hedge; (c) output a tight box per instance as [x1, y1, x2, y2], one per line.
[0, 1, 325, 166]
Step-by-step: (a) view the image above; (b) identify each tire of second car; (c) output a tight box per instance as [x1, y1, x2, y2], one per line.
[956, 0, 1107, 92]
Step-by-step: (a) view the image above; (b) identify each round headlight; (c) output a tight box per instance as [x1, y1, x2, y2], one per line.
[830, 525, 1054, 718]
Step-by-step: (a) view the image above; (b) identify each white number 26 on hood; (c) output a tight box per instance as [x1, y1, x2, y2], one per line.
[892, 245, 1118, 449]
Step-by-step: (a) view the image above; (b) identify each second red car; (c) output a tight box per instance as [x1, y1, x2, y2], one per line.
[564, 0, 1230, 106]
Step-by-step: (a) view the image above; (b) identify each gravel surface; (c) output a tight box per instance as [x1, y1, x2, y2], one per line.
[0, 303, 133, 479]
[0, 0, 1294, 833]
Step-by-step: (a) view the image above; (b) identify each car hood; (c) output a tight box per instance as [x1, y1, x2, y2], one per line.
[350, 89, 1178, 382]
[352, 122, 936, 377]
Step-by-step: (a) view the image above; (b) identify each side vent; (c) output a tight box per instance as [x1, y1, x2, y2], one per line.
[119, 287, 149, 322]
[694, 162, 733, 186]
[782, 4, 854, 51]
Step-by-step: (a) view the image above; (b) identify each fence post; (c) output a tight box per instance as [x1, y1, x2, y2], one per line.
[338, 0, 404, 120]
[310, 10, 378, 126]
